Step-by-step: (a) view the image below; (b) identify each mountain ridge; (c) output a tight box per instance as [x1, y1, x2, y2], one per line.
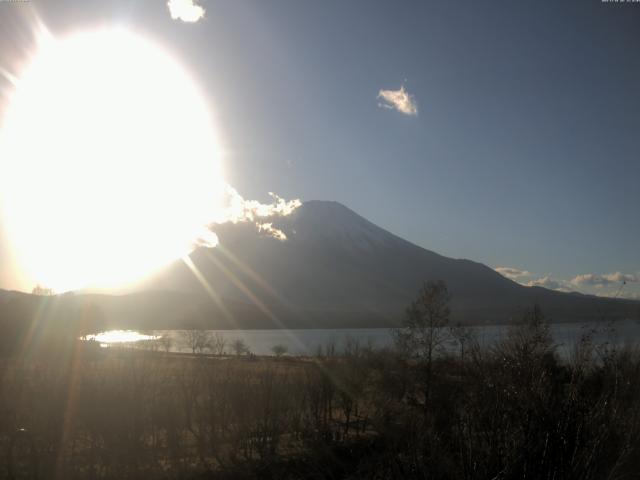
[1, 200, 638, 330]
[137, 200, 639, 327]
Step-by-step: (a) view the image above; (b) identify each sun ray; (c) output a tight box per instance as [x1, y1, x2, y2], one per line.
[202, 250, 311, 353]
[54, 336, 88, 479]
[181, 255, 236, 328]
[16, 294, 59, 359]
[0, 66, 18, 87]
[215, 244, 292, 308]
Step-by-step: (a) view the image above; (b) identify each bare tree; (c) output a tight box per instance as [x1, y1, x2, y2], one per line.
[32, 284, 55, 296]
[181, 329, 213, 355]
[395, 281, 451, 360]
[231, 338, 249, 356]
[395, 280, 451, 407]
[159, 335, 173, 353]
[449, 323, 476, 362]
[271, 344, 288, 358]
[212, 332, 227, 356]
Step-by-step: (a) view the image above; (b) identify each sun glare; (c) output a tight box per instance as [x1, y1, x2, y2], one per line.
[0, 29, 224, 292]
[84, 330, 158, 344]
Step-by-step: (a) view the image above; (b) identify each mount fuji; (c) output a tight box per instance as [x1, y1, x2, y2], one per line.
[135, 200, 640, 329]
[1, 201, 638, 332]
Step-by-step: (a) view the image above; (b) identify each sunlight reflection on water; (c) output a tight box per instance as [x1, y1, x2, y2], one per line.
[81, 320, 640, 356]
[84, 330, 158, 344]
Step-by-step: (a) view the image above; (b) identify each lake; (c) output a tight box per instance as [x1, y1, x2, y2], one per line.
[87, 319, 640, 357]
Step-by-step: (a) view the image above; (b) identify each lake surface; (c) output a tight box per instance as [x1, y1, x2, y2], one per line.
[85, 330, 158, 344]
[88, 319, 640, 357]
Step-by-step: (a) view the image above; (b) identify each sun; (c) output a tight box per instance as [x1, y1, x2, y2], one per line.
[0, 29, 225, 292]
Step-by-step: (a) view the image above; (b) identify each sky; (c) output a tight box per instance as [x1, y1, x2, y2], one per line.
[0, 0, 638, 299]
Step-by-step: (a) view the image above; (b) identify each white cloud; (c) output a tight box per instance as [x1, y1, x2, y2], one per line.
[377, 85, 418, 116]
[495, 266, 532, 280]
[167, 0, 205, 23]
[193, 229, 219, 249]
[211, 186, 301, 241]
[257, 223, 287, 241]
[219, 186, 301, 223]
[570, 274, 606, 287]
[526, 276, 568, 291]
[495, 268, 640, 298]
[603, 272, 639, 283]
[570, 272, 638, 287]
[595, 291, 640, 300]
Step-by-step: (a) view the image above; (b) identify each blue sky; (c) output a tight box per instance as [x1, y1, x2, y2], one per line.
[0, 0, 638, 298]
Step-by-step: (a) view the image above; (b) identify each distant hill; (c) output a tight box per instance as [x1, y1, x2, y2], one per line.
[1, 200, 639, 331]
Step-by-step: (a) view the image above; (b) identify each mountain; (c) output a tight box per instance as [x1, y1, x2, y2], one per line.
[1, 200, 638, 332]
[138, 200, 640, 328]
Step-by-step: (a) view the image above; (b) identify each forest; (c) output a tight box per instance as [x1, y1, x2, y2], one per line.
[1, 282, 640, 479]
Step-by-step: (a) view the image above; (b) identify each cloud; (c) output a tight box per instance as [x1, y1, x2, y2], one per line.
[377, 86, 418, 116]
[257, 223, 287, 241]
[211, 186, 302, 241]
[167, 0, 205, 23]
[497, 268, 640, 298]
[570, 272, 638, 287]
[219, 186, 302, 223]
[526, 276, 568, 291]
[495, 266, 532, 280]
[570, 274, 607, 287]
[193, 229, 219, 249]
[602, 272, 639, 283]
[596, 291, 640, 300]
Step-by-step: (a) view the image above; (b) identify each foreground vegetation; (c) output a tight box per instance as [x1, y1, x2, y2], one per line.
[1, 284, 640, 479]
